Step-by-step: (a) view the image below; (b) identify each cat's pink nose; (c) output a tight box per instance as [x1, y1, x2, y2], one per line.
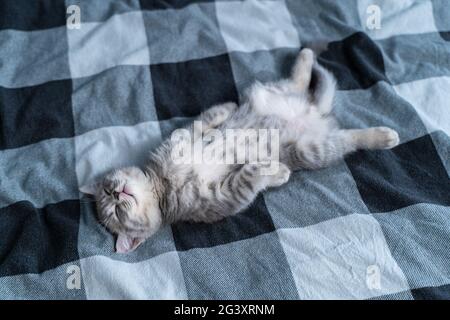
[117, 189, 131, 199]
[123, 185, 132, 195]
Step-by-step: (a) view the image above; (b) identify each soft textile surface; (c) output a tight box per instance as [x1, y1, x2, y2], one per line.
[1, 0, 449, 300]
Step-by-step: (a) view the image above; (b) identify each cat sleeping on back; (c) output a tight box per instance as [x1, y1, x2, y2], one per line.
[81, 49, 399, 253]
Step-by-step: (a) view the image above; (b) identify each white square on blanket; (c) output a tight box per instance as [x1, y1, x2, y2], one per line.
[216, 0, 299, 53]
[394, 76, 450, 137]
[80, 252, 187, 299]
[278, 214, 410, 299]
[75, 121, 162, 188]
[357, 0, 437, 40]
[67, 11, 150, 78]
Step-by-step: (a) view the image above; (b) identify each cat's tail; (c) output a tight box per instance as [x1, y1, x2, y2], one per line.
[310, 61, 336, 116]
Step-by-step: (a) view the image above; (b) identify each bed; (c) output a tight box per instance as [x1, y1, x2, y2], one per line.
[0, 0, 449, 299]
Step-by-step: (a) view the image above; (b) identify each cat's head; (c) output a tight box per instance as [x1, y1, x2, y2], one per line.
[80, 166, 162, 253]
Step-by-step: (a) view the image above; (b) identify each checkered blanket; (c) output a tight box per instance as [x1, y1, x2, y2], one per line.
[1, 0, 449, 300]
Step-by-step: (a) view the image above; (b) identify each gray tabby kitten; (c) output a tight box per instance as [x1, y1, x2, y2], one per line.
[81, 49, 399, 253]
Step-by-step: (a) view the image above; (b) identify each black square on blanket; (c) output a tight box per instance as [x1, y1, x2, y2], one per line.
[346, 134, 450, 213]
[0, 0, 67, 31]
[150, 54, 239, 121]
[139, 0, 215, 11]
[0, 79, 74, 150]
[319, 32, 388, 90]
[172, 194, 276, 251]
[0, 200, 80, 277]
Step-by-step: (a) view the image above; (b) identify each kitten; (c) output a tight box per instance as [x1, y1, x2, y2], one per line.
[81, 49, 399, 253]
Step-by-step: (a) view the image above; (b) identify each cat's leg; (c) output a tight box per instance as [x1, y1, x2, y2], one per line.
[291, 48, 314, 92]
[284, 127, 399, 170]
[213, 162, 291, 215]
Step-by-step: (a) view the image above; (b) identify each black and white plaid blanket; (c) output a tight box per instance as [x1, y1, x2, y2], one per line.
[1, 0, 449, 299]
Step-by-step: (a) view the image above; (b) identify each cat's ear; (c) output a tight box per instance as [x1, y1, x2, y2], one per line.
[79, 182, 99, 196]
[115, 234, 145, 253]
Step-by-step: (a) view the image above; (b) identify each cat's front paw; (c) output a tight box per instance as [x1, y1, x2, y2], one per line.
[265, 162, 291, 188]
[203, 102, 238, 129]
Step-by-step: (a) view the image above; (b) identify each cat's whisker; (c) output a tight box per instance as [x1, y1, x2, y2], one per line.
[102, 214, 114, 230]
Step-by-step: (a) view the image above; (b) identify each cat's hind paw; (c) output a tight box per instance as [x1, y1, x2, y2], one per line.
[370, 127, 400, 149]
[299, 48, 315, 64]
